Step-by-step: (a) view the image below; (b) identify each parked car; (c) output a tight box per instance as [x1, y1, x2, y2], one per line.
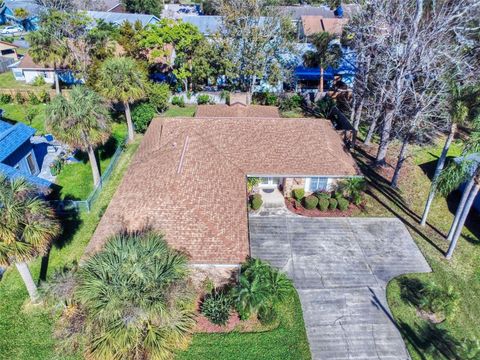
[1, 26, 23, 35]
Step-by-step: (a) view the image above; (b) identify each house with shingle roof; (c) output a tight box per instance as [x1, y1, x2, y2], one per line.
[0, 119, 50, 188]
[87, 11, 160, 28]
[85, 108, 361, 279]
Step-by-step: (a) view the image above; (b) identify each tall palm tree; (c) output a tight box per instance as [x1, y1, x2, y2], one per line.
[421, 84, 469, 226]
[0, 176, 60, 302]
[97, 57, 147, 143]
[76, 231, 195, 360]
[46, 86, 111, 187]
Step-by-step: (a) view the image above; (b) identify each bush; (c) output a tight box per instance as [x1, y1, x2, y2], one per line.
[201, 290, 232, 326]
[50, 158, 64, 176]
[328, 198, 338, 210]
[418, 282, 459, 318]
[337, 197, 349, 211]
[0, 93, 12, 104]
[197, 94, 214, 105]
[338, 178, 366, 205]
[14, 92, 25, 104]
[303, 195, 318, 210]
[279, 93, 303, 111]
[132, 102, 156, 133]
[315, 96, 335, 118]
[252, 92, 278, 106]
[32, 75, 46, 87]
[37, 89, 50, 103]
[25, 107, 38, 125]
[27, 91, 40, 105]
[250, 193, 263, 211]
[257, 305, 277, 325]
[171, 95, 185, 107]
[220, 90, 230, 104]
[148, 82, 171, 113]
[292, 188, 305, 201]
[318, 198, 329, 211]
[314, 191, 331, 200]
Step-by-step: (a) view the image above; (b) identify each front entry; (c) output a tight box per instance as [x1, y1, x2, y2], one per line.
[259, 177, 282, 188]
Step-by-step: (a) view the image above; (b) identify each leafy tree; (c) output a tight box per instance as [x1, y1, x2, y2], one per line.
[0, 176, 60, 302]
[147, 81, 171, 112]
[75, 231, 195, 359]
[13, 8, 29, 30]
[46, 86, 111, 187]
[121, 0, 163, 17]
[131, 102, 156, 133]
[97, 57, 147, 142]
[303, 31, 341, 93]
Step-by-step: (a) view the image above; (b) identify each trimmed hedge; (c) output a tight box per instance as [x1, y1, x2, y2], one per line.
[303, 195, 318, 210]
[338, 197, 349, 211]
[328, 198, 338, 210]
[292, 188, 305, 201]
[251, 194, 263, 211]
[132, 102, 156, 133]
[318, 198, 329, 211]
[315, 191, 331, 200]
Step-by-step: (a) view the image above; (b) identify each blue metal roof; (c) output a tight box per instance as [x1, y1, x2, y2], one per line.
[0, 120, 36, 162]
[0, 162, 51, 188]
[87, 11, 160, 27]
[181, 16, 222, 35]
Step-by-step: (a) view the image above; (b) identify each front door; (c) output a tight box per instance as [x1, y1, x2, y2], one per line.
[259, 177, 281, 188]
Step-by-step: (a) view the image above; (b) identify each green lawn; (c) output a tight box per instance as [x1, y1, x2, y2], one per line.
[354, 137, 480, 359]
[178, 291, 311, 360]
[0, 71, 51, 90]
[0, 136, 142, 360]
[160, 105, 197, 117]
[54, 122, 127, 200]
[0, 102, 47, 133]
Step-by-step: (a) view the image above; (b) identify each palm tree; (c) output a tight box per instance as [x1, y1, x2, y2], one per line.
[76, 231, 195, 360]
[420, 84, 469, 226]
[97, 57, 147, 143]
[46, 86, 111, 187]
[0, 176, 60, 302]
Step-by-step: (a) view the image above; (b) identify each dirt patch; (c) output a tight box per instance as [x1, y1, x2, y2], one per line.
[416, 309, 445, 324]
[194, 311, 277, 333]
[285, 198, 362, 217]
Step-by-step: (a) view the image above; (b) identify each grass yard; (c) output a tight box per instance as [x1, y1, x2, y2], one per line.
[160, 105, 197, 117]
[353, 136, 480, 359]
[0, 71, 51, 91]
[177, 292, 311, 360]
[0, 136, 142, 360]
[54, 122, 127, 200]
[0, 102, 47, 133]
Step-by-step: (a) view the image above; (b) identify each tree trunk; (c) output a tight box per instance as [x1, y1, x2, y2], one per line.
[364, 116, 378, 145]
[375, 108, 394, 166]
[319, 67, 324, 93]
[124, 101, 135, 143]
[54, 62, 60, 95]
[446, 179, 480, 260]
[447, 174, 476, 241]
[351, 98, 364, 149]
[87, 144, 101, 187]
[391, 135, 410, 187]
[15, 262, 38, 302]
[420, 123, 457, 226]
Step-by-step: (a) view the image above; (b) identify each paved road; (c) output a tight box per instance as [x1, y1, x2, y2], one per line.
[249, 216, 431, 360]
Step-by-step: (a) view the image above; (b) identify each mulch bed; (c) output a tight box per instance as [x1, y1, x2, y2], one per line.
[285, 198, 362, 217]
[194, 312, 272, 333]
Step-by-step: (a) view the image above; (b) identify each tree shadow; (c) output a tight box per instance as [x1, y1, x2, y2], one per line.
[398, 277, 424, 308]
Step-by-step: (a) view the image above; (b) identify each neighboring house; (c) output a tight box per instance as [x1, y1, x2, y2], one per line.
[300, 15, 348, 40]
[74, 0, 125, 12]
[181, 15, 222, 36]
[0, 40, 19, 59]
[0, 0, 44, 31]
[9, 53, 78, 85]
[0, 119, 50, 188]
[161, 4, 200, 19]
[85, 107, 361, 279]
[86, 11, 160, 28]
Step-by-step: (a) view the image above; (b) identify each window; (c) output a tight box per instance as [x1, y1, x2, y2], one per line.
[306, 177, 328, 192]
[26, 153, 36, 175]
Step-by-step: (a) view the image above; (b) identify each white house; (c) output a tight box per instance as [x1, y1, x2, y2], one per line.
[9, 53, 55, 84]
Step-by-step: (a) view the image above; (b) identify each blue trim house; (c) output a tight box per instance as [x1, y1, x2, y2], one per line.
[0, 1, 44, 31]
[0, 120, 50, 188]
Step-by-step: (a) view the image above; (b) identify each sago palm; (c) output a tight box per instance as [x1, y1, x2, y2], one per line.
[97, 57, 147, 143]
[46, 85, 111, 187]
[0, 176, 60, 301]
[76, 231, 195, 360]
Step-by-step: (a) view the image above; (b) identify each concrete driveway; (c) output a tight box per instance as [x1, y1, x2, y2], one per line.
[249, 216, 431, 360]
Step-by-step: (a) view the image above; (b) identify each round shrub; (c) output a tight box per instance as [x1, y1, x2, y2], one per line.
[32, 75, 46, 87]
[201, 291, 232, 326]
[318, 198, 329, 211]
[328, 198, 338, 210]
[197, 94, 214, 105]
[171, 95, 185, 107]
[14, 92, 25, 104]
[292, 188, 305, 201]
[251, 194, 263, 211]
[37, 89, 50, 103]
[303, 195, 318, 210]
[28, 91, 40, 105]
[315, 191, 331, 200]
[0, 93, 12, 104]
[132, 102, 156, 133]
[148, 82, 171, 112]
[337, 197, 349, 211]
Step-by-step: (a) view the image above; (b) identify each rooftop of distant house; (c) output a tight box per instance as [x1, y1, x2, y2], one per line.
[86, 112, 360, 263]
[87, 11, 160, 27]
[301, 15, 349, 36]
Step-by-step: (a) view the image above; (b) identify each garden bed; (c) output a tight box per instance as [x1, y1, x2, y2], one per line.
[285, 197, 362, 217]
[195, 311, 276, 333]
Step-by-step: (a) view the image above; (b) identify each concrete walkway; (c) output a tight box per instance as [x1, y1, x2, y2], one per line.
[249, 216, 431, 360]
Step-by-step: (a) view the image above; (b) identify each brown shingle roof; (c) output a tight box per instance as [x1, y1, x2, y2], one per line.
[195, 104, 280, 118]
[17, 54, 53, 70]
[85, 117, 360, 264]
[301, 15, 348, 36]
